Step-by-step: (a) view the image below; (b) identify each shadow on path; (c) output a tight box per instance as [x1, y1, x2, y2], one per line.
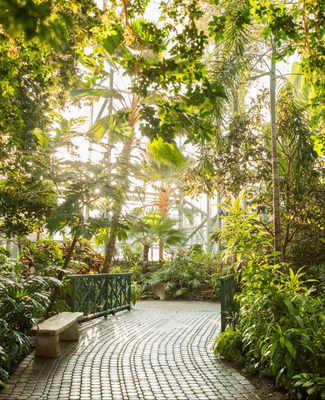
[0, 301, 266, 400]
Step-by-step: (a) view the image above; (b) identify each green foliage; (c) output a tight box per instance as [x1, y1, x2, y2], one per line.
[0, 263, 61, 331]
[147, 137, 185, 166]
[213, 193, 325, 399]
[0, 261, 61, 382]
[131, 281, 142, 306]
[19, 239, 64, 272]
[20, 238, 105, 275]
[250, 0, 325, 105]
[237, 265, 325, 389]
[212, 189, 274, 272]
[0, 0, 102, 44]
[127, 211, 185, 262]
[0, 248, 11, 264]
[120, 244, 144, 269]
[213, 328, 244, 364]
[293, 373, 325, 400]
[146, 247, 221, 300]
[69, 240, 104, 275]
[0, 318, 29, 384]
[0, 174, 57, 239]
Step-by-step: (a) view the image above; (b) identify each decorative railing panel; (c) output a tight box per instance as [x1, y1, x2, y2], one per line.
[220, 274, 238, 332]
[69, 273, 132, 321]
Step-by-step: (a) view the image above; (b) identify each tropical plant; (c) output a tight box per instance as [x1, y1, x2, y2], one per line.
[0, 319, 28, 384]
[212, 189, 274, 272]
[127, 211, 185, 273]
[72, 0, 228, 270]
[137, 153, 196, 261]
[213, 193, 325, 398]
[213, 327, 244, 364]
[146, 246, 221, 299]
[204, 74, 322, 264]
[0, 262, 61, 383]
[119, 243, 144, 270]
[0, 263, 61, 330]
[0, 1, 102, 246]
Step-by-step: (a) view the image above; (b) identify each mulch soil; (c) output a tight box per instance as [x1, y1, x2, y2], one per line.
[222, 360, 291, 400]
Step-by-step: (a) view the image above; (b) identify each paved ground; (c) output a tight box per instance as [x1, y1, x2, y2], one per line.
[0, 301, 266, 400]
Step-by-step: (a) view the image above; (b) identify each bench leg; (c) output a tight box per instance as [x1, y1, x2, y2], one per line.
[60, 322, 79, 341]
[35, 335, 60, 358]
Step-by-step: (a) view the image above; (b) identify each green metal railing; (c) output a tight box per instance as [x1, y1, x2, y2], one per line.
[69, 273, 132, 321]
[220, 274, 237, 332]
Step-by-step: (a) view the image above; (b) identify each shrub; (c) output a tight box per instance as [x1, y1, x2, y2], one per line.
[146, 246, 222, 299]
[119, 244, 143, 269]
[0, 262, 61, 383]
[213, 327, 244, 364]
[213, 192, 325, 399]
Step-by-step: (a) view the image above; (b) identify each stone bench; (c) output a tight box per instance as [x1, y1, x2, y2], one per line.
[30, 312, 84, 358]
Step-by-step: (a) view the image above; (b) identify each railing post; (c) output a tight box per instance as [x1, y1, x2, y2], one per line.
[127, 274, 131, 310]
[70, 276, 76, 312]
[220, 274, 236, 333]
[104, 274, 108, 318]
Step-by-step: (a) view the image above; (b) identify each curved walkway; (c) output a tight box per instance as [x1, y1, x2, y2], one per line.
[1, 301, 265, 400]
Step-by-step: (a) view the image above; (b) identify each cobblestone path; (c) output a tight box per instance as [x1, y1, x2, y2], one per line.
[0, 301, 265, 400]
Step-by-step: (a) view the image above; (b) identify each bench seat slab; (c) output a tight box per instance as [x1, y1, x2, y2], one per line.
[31, 312, 83, 336]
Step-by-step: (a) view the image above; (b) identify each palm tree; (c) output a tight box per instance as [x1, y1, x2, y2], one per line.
[137, 153, 195, 261]
[72, 17, 206, 270]
[127, 211, 185, 273]
[72, 20, 154, 272]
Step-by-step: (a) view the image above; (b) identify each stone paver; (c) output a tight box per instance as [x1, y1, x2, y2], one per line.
[0, 301, 266, 400]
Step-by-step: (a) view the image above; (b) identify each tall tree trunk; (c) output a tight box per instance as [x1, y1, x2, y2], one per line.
[102, 212, 120, 273]
[45, 235, 78, 318]
[102, 135, 135, 272]
[159, 239, 164, 262]
[142, 243, 150, 273]
[101, 94, 139, 272]
[270, 38, 283, 261]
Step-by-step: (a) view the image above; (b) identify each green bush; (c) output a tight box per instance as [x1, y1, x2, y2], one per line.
[20, 238, 105, 275]
[0, 247, 11, 266]
[146, 246, 222, 299]
[0, 262, 61, 383]
[238, 264, 325, 390]
[213, 327, 244, 364]
[213, 192, 325, 399]
[119, 244, 143, 269]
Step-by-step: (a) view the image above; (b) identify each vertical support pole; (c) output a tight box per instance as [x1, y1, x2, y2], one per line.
[220, 276, 226, 333]
[206, 194, 211, 252]
[216, 193, 221, 252]
[86, 276, 90, 316]
[110, 275, 115, 309]
[270, 37, 282, 261]
[104, 274, 108, 319]
[127, 273, 132, 310]
[70, 277, 76, 312]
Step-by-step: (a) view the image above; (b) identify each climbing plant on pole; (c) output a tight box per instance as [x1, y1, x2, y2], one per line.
[270, 38, 282, 260]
